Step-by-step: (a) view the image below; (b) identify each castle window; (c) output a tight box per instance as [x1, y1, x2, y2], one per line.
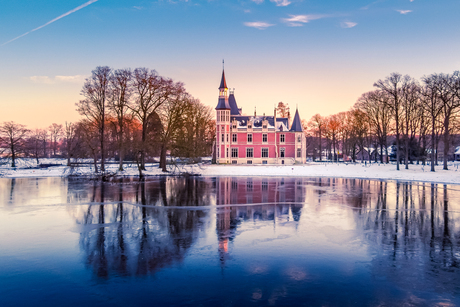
[227, 134, 229, 142]
[227, 148, 229, 158]
[221, 134, 224, 142]
[248, 124, 252, 129]
[232, 148, 238, 158]
[247, 180, 253, 191]
[262, 181, 268, 190]
[232, 124, 237, 129]
[263, 125, 267, 129]
[262, 148, 268, 158]
[297, 136, 302, 143]
[297, 148, 301, 158]
[280, 148, 285, 158]
[280, 134, 285, 143]
[232, 134, 237, 143]
[262, 134, 267, 143]
[247, 134, 253, 143]
[246, 148, 253, 158]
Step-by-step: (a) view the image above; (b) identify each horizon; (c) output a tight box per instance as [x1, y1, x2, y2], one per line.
[1, 0, 459, 128]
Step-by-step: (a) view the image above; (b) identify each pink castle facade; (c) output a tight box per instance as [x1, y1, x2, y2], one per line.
[215, 69, 306, 165]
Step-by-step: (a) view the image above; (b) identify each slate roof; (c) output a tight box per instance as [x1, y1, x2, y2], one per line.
[215, 97, 230, 110]
[219, 70, 228, 89]
[289, 109, 303, 132]
[228, 93, 241, 115]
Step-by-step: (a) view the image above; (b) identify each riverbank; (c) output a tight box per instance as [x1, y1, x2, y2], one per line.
[1, 159, 459, 185]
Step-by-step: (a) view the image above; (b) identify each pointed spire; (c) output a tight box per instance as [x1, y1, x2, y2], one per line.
[219, 69, 228, 89]
[290, 108, 303, 132]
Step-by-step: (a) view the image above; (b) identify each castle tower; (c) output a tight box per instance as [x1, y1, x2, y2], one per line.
[215, 69, 231, 164]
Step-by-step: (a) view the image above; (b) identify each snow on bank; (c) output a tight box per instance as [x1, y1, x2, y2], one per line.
[1, 160, 460, 185]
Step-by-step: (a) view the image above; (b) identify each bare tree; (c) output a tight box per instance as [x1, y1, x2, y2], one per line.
[424, 73, 460, 170]
[308, 114, 324, 161]
[130, 68, 174, 170]
[49, 123, 63, 157]
[401, 79, 420, 169]
[158, 83, 189, 172]
[63, 122, 79, 166]
[76, 66, 112, 173]
[356, 90, 391, 163]
[421, 76, 444, 171]
[0, 122, 29, 167]
[37, 129, 48, 158]
[276, 102, 290, 119]
[28, 129, 42, 164]
[374, 73, 411, 170]
[109, 68, 132, 171]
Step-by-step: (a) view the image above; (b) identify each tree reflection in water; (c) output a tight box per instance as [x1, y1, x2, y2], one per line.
[74, 177, 212, 278]
[64, 176, 460, 303]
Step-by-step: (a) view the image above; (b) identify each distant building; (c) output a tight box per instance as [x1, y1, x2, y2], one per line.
[215, 69, 306, 165]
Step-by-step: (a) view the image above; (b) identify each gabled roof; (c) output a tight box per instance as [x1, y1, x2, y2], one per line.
[290, 109, 303, 132]
[219, 70, 228, 89]
[228, 93, 240, 115]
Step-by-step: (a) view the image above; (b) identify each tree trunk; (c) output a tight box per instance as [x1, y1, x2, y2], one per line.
[443, 116, 450, 170]
[405, 134, 409, 169]
[431, 117, 435, 172]
[93, 154, 99, 173]
[11, 141, 15, 167]
[160, 145, 167, 172]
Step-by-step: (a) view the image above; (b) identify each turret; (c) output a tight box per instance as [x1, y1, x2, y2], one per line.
[216, 68, 231, 164]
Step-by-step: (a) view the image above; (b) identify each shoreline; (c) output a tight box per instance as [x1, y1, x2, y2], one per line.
[1, 161, 459, 185]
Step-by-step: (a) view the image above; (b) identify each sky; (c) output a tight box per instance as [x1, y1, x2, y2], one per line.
[1, 0, 459, 129]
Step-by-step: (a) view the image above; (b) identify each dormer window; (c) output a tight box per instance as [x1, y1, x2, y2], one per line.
[248, 124, 252, 129]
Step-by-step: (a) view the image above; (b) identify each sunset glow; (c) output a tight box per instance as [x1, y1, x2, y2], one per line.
[1, 0, 459, 128]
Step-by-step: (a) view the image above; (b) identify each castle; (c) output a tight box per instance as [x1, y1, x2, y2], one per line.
[215, 69, 306, 165]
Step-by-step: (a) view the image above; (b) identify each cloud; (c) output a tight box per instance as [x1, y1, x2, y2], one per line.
[133, 6, 144, 10]
[251, 0, 264, 4]
[29, 75, 87, 84]
[396, 9, 412, 14]
[282, 14, 325, 27]
[271, 0, 291, 7]
[341, 21, 357, 28]
[361, 0, 386, 10]
[2, 0, 98, 46]
[244, 21, 274, 30]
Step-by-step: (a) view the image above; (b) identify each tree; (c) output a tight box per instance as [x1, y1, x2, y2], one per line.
[308, 114, 324, 161]
[109, 68, 132, 171]
[28, 129, 42, 164]
[130, 68, 174, 170]
[76, 66, 112, 173]
[400, 78, 420, 169]
[0, 122, 29, 167]
[63, 122, 79, 166]
[276, 102, 290, 118]
[49, 123, 63, 157]
[422, 76, 443, 171]
[374, 73, 412, 170]
[157, 83, 189, 172]
[355, 90, 391, 163]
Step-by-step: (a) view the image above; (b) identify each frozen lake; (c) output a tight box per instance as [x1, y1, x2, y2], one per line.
[1, 176, 460, 306]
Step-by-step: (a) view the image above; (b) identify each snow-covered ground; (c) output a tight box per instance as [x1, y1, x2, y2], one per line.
[1, 158, 459, 185]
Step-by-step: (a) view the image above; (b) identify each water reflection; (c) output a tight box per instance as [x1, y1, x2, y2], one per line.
[69, 178, 213, 278]
[1, 176, 460, 305]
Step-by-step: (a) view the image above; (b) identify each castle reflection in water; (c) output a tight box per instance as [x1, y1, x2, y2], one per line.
[215, 177, 305, 263]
